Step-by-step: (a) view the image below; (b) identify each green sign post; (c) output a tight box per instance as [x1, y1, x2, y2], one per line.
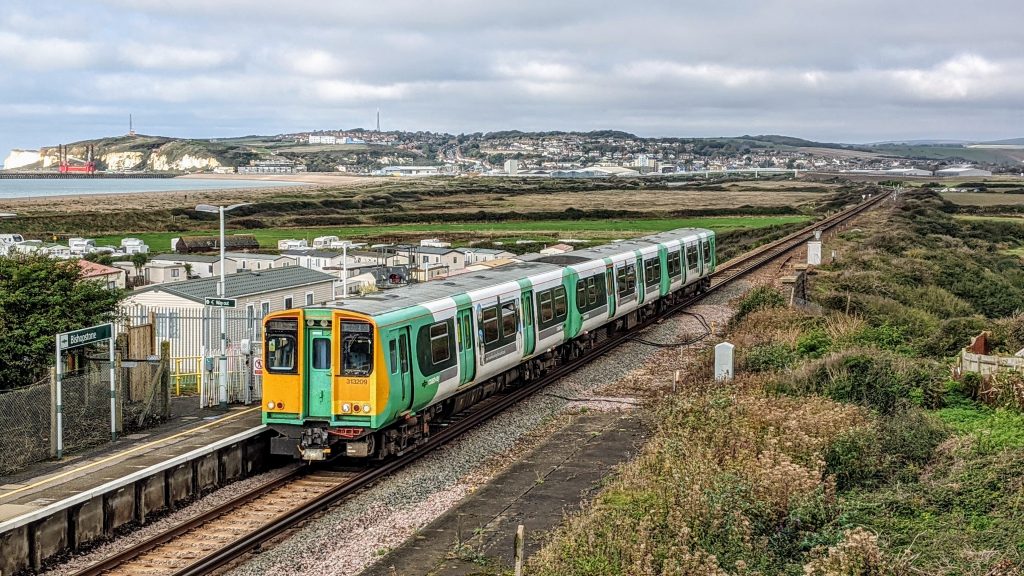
[205, 297, 237, 308]
[55, 322, 116, 458]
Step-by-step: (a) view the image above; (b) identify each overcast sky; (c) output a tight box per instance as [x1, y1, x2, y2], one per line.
[1, 0, 1021, 154]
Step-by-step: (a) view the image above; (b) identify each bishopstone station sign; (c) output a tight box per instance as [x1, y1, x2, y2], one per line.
[58, 323, 113, 350]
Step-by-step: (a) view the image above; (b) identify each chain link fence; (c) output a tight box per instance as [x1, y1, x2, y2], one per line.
[0, 379, 53, 477]
[0, 357, 168, 479]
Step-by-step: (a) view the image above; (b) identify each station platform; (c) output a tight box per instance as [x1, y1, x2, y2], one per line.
[0, 404, 270, 574]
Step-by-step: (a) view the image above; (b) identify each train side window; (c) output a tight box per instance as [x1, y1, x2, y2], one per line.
[399, 335, 410, 372]
[389, 340, 399, 373]
[702, 239, 711, 265]
[686, 244, 699, 273]
[501, 302, 517, 338]
[482, 306, 500, 344]
[576, 281, 586, 309]
[644, 257, 661, 287]
[429, 322, 451, 364]
[553, 287, 567, 318]
[617, 264, 637, 297]
[416, 319, 456, 377]
[587, 276, 598, 305]
[668, 252, 681, 278]
[539, 291, 554, 323]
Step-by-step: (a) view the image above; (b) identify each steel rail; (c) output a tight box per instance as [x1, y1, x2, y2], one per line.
[73, 193, 887, 576]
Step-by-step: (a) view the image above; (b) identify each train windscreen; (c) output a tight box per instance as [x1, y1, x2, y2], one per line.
[341, 321, 374, 376]
[265, 318, 298, 373]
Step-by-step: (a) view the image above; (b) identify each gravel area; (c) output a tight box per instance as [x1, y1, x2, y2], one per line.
[39, 464, 301, 576]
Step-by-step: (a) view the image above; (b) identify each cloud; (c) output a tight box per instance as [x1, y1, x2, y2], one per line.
[2, 0, 1024, 154]
[118, 43, 237, 70]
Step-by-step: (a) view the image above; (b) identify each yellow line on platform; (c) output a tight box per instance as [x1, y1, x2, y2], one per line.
[0, 407, 260, 502]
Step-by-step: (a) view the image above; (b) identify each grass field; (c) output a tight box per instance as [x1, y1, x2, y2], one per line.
[94, 215, 809, 252]
[941, 192, 1024, 206]
[954, 214, 1024, 223]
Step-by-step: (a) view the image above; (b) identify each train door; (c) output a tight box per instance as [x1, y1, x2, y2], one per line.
[605, 266, 616, 317]
[635, 254, 646, 303]
[397, 327, 413, 411]
[457, 308, 476, 384]
[521, 290, 536, 356]
[305, 327, 333, 419]
[694, 241, 702, 278]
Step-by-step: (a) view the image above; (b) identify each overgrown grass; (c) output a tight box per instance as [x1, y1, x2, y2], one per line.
[532, 190, 1024, 575]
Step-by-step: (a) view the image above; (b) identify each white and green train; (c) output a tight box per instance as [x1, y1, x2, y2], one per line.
[262, 228, 716, 459]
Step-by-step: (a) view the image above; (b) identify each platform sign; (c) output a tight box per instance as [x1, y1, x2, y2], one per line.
[55, 322, 117, 458]
[252, 357, 264, 376]
[205, 297, 237, 308]
[58, 323, 113, 350]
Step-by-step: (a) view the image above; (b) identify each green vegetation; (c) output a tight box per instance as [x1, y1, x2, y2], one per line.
[92, 215, 809, 252]
[0, 255, 123, 390]
[531, 191, 1024, 575]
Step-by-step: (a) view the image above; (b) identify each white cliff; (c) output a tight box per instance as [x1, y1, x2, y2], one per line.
[3, 149, 41, 170]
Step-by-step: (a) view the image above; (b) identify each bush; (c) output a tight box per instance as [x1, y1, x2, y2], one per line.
[825, 427, 881, 490]
[735, 285, 785, 323]
[744, 343, 795, 372]
[797, 328, 832, 358]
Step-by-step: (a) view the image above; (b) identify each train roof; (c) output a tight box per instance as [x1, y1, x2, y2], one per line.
[320, 228, 713, 318]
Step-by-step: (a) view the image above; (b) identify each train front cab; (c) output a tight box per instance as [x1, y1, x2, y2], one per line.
[262, 308, 389, 460]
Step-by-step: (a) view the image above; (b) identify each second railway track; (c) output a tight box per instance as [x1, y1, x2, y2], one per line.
[71, 192, 888, 576]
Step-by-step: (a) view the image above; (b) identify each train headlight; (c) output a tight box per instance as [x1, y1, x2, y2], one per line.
[342, 403, 352, 413]
[362, 404, 371, 413]
[266, 401, 274, 410]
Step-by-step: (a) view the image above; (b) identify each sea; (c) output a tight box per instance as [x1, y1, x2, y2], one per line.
[0, 178, 305, 200]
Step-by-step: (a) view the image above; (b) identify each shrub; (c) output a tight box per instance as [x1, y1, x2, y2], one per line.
[744, 343, 795, 372]
[797, 328, 832, 358]
[824, 427, 880, 491]
[735, 285, 785, 323]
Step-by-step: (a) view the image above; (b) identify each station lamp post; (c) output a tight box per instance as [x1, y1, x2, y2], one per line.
[195, 203, 250, 409]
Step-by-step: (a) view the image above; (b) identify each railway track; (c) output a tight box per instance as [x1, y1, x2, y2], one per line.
[71, 192, 888, 576]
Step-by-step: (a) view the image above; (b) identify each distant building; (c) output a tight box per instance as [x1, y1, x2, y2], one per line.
[226, 251, 296, 271]
[121, 238, 149, 255]
[936, 167, 993, 177]
[282, 249, 348, 272]
[171, 234, 260, 254]
[392, 245, 465, 271]
[77, 260, 126, 290]
[308, 134, 337, 145]
[457, 247, 516, 264]
[503, 159, 520, 175]
[420, 238, 452, 248]
[277, 239, 309, 251]
[540, 243, 574, 255]
[377, 165, 441, 177]
[237, 159, 306, 174]
[149, 253, 238, 278]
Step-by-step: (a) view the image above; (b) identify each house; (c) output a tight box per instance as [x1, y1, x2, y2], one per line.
[277, 239, 308, 251]
[348, 249, 409, 267]
[0, 233, 24, 255]
[123, 266, 337, 315]
[68, 237, 96, 255]
[226, 252, 296, 271]
[149, 253, 238, 278]
[540, 243, 574, 255]
[77, 260, 126, 290]
[121, 267, 339, 360]
[115, 261, 187, 287]
[171, 234, 259, 254]
[282, 249, 347, 272]
[457, 247, 516, 265]
[392, 245, 466, 271]
[420, 238, 451, 248]
[121, 238, 149, 255]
